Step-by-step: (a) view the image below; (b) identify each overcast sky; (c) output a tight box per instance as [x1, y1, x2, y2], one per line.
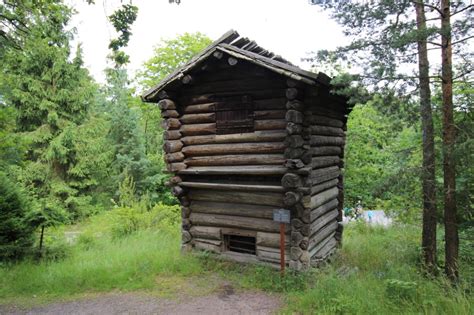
[69, 0, 348, 83]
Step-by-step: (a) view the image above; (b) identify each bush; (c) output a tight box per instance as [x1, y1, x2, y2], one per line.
[0, 172, 35, 261]
[110, 203, 180, 239]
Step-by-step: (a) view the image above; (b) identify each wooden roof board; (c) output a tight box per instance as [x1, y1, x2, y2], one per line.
[141, 30, 348, 107]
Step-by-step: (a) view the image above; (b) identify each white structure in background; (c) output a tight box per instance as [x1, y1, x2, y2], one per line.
[342, 210, 392, 226]
[363, 210, 392, 226]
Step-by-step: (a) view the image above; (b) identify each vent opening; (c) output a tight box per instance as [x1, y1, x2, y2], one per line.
[225, 234, 256, 255]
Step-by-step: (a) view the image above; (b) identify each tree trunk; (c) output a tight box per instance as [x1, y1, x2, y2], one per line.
[39, 225, 45, 251]
[440, 0, 458, 282]
[415, 0, 437, 274]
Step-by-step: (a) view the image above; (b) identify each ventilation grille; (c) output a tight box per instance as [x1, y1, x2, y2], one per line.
[225, 235, 256, 255]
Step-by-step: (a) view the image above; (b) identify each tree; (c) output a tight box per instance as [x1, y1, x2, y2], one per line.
[138, 32, 212, 91]
[415, 0, 438, 273]
[1, 1, 98, 221]
[0, 172, 35, 261]
[310, 0, 473, 280]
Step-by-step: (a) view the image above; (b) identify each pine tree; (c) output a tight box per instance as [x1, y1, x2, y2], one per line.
[0, 172, 35, 261]
[1, 1, 97, 221]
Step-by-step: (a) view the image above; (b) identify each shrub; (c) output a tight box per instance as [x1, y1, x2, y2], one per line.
[0, 172, 35, 261]
[110, 203, 180, 239]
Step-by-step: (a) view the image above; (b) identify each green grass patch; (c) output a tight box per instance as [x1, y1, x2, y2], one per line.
[0, 215, 472, 314]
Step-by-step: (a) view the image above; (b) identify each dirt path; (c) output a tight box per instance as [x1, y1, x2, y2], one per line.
[0, 285, 281, 315]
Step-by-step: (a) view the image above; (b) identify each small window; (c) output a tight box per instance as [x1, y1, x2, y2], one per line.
[215, 95, 254, 134]
[225, 234, 256, 255]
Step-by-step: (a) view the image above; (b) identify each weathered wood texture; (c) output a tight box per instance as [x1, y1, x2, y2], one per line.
[188, 189, 284, 207]
[190, 200, 276, 219]
[190, 213, 288, 233]
[184, 154, 285, 166]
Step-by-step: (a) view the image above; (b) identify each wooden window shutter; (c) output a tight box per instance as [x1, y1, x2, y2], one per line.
[215, 95, 254, 134]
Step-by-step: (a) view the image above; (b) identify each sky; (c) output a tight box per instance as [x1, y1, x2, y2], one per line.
[69, 0, 348, 83]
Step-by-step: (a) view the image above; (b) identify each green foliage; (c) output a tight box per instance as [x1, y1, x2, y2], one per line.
[0, 222, 471, 313]
[344, 103, 422, 220]
[0, 172, 35, 261]
[1, 4, 99, 222]
[138, 32, 212, 91]
[107, 4, 138, 66]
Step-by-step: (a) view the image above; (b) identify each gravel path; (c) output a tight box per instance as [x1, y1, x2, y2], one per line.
[0, 285, 281, 315]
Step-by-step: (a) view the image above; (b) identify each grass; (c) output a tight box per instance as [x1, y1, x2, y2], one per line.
[0, 211, 472, 314]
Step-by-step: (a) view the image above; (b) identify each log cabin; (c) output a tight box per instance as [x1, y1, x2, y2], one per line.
[141, 30, 352, 270]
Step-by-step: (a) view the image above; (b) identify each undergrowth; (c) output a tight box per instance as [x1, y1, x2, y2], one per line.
[0, 212, 472, 314]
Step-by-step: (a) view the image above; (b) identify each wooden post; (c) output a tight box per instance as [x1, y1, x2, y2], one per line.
[280, 222, 285, 275]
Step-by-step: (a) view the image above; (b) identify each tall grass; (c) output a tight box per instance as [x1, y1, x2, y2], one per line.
[0, 215, 472, 314]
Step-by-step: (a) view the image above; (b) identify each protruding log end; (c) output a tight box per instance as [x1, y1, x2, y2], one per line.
[158, 99, 176, 110]
[228, 57, 238, 66]
[182, 74, 193, 85]
[213, 51, 224, 59]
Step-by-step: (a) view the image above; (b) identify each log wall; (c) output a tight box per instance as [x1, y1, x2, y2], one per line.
[160, 59, 290, 264]
[157, 55, 349, 270]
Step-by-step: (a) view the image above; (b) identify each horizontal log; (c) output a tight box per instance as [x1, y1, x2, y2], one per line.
[180, 113, 215, 124]
[309, 187, 340, 209]
[190, 213, 288, 233]
[181, 88, 286, 105]
[310, 125, 344, 137]
[161, 118, 181, 130]
[167, 162, 187, 172]
[190, 226, 222, 240]
[313, 236, 337, 260]
[306, 114, 343, 128]
[190, 200, 276, 219]
[285, 135, 304, 148]
[309, 221, 338, 250]
[283, 191, 302, 207]
[182, 142, 285, 156]
[254, 98, 286, 110]
[194, 240, 221, 253]
[180, 165, 286, 176]
[310, 208, 338, 235]
[185, 79, 285, 96]
[311, 178, 339, 195]
[180, 182, 284, 193]
[310, 135, 345, 146]
[286, 100, 305, 111]
[161, 110, 179, 118]
[194, 238, 222, 246]
[309, 231, 335, 258]
[163, 140, 183, 153]
[281, 173, 303, 188]
[311, 156, 340, 169]
[310, 166, 341, 185]
[184, 154, 285, 166]
[164, 130, 182, 140]
[257, 247, 290, 264]
[183, 102, 217, 114]
[257, 232, 289, 248]
[188, 189, 284, 207]
[286, 122, 303, 135]
[181, 131, 286, 146]
[164, 152, 184, 163]
[311, 199, 339, 222]
[220, 251, 261, 265]
[285, 110, 303, 124]
[180, 123, 216, 136]
[310, 146, 342, 157]
[254, 119, 287, 130]
[182, 98, 286, 114]
[254, 110, 286, 120]
[158, 99, 176, 110]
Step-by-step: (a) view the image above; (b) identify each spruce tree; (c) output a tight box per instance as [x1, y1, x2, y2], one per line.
[1, 1, 97, 221]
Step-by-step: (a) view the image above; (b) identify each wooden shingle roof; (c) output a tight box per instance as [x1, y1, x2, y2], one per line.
[142, 30, 337, 103]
